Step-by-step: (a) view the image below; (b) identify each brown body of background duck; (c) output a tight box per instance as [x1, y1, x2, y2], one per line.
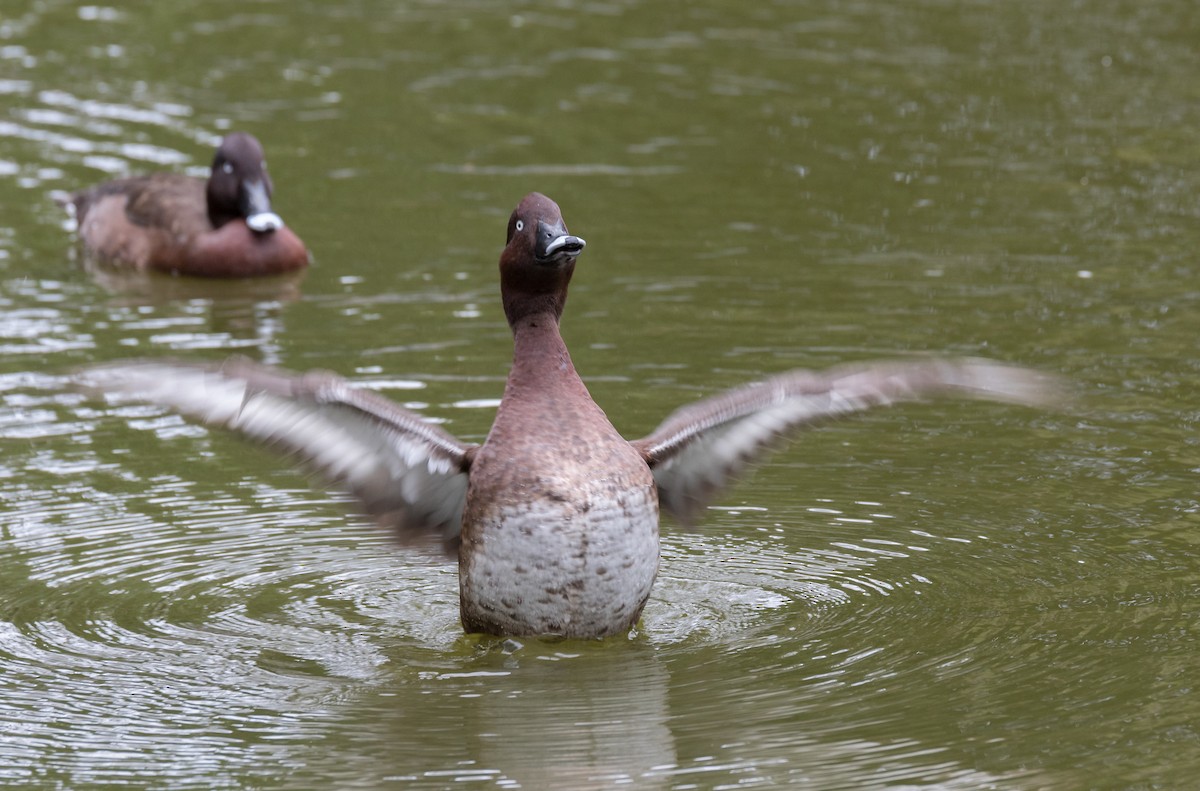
[81, 193, 1058, 639]
[65, 132, 308, 277]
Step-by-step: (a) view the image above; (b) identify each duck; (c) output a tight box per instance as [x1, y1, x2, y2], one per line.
[63, 132, 309, 277]
[81, 192, 1056, 639]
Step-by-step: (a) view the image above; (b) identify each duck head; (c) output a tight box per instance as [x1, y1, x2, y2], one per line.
[206, 132, 286, 234]
[499, 192, 587, 326]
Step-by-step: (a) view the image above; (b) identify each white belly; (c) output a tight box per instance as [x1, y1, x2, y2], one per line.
[459, 477, 660, 638]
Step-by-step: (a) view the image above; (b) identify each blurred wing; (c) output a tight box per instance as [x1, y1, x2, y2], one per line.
[79, 357, 478, 549]
[631, 358, 1059, 527]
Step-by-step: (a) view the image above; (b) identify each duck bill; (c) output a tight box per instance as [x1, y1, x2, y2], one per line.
[240, 178, 285, 233]
[535, 219, 585, 263]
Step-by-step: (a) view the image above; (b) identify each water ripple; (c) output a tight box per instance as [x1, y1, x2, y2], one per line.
[0, 463, 467, 784]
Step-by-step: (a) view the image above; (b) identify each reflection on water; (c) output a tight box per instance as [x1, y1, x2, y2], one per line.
[348, 644, 677, 790]
[2, 0, 1199, 787]
[83, 262, 306, 307]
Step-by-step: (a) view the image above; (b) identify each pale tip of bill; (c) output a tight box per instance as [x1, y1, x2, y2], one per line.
[245, 212, 285, 233]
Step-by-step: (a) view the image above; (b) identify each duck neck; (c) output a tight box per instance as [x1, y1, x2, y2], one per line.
[507, 311, 584, 396]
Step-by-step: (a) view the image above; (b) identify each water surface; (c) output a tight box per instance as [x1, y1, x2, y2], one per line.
[2, 0, 1198, 787]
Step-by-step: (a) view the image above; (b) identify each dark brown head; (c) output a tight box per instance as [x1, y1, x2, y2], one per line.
[206, 132, 286, 234]
[499, 192, 587, 326]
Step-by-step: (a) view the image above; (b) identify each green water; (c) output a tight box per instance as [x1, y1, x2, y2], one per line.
[2, 0, 1198, 787]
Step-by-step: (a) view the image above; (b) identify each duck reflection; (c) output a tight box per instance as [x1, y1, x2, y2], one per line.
[331, 640, 674, 789]
[82, 259, 306, 307]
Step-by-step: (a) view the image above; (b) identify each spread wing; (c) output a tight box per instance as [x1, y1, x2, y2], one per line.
[630, 358, 1059, 527]
[79, 357, 478, 551]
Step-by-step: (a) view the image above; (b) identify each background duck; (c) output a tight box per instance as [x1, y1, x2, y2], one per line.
[63, 132, 309, 277]
[80, 192, 1059, 639]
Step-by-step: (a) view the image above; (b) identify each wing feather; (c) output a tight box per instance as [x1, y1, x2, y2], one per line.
[631, 358, 1059, 526]
[79, 357, 478, 549]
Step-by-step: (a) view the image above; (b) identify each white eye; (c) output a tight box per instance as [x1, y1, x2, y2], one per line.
[515, 220, 524, 232]
[221, 162, 234, 175]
